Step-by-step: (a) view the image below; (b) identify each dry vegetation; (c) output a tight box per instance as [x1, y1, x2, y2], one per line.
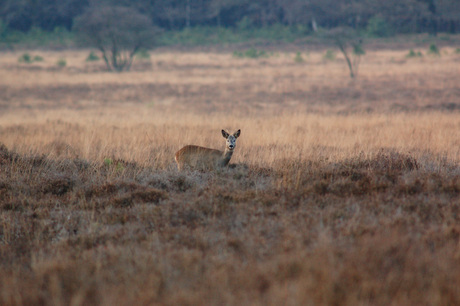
[1, 46, 460, 305]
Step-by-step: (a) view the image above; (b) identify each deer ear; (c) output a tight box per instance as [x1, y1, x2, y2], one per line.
[222, 129, 229, 138]
[233, 129, 241, 138]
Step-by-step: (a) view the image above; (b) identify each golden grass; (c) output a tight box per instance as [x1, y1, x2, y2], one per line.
[1, 47, 460, 305]
[1, 111, 459, 168]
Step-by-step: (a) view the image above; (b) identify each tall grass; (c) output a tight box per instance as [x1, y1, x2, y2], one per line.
[0, 48, 460, 305]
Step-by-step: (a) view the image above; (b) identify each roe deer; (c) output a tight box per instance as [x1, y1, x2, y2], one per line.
[175, 129, 241, 170]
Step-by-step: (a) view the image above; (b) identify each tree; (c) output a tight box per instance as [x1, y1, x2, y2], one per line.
[323, 27, 365, 79]
[73, 5, 158, 72]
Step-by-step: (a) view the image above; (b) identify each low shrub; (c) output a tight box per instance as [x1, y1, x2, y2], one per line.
[86, 51, 100, 62]
[406, 49, 423, 58]
[428, 43, 440, 56]
[18, 53, 33, 63]
[233, 48, 270, 59]
[56, 58, 66, 67]
[294, 52, 304, 63]
[18, 53, 45, 63]
[323, 49, 336, 61]
[135, 48, 151, 60]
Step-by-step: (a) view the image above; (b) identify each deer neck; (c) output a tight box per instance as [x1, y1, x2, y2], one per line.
[221, 147, 234, 166]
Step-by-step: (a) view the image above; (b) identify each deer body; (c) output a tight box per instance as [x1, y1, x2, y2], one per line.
[175, 129, 241, 170]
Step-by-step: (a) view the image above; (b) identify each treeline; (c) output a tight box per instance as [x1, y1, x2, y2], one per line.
[0, 0, 459, 35]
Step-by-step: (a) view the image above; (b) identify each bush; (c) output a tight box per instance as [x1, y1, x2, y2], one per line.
[406, 49, 423, 58]
[294, 52, 304, 63]
[135, 48, 151, 60]
[18, 53, 33, 63]
[86, 51, 100, 62]
[353, 44, 365, 56]
[18, 53, 45, 63]
[428, 44, 440, 56]
[56, 58, 66, 67]
[233, 48, 269, 59]
[366, 16, 393, 37]
[323, 50, 336, 61]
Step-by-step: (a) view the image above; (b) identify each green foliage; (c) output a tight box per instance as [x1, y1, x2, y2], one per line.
[159, 26, 240, 46]
[236, 16, 253, 31]
[2, 26, 74, 47]
[294, 52, 304, 63]
[406, 49, 423, 58]
[56, 58, 66, 67]
[366, 16, 393, 37]
[247, 23, 302, 42]
[86, 51, 100, 62]
[18, 53, 45, 63]
[455, 48, 460, 54]
[18, 53, 33, 63]
[0, 19, 8, 38]
[103, 158, 124, 172]
[158, 24, 305, 47]
[428, 44, 440, 56]
[323, 50, 336, 61]
[233, 48, 269, 59]
[73, 6, 157, 72]
[135, 48, 151, 59]
[353, 44, 365, 56]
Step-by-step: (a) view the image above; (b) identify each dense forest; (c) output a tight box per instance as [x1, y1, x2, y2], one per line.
[0, 0, 459, 35]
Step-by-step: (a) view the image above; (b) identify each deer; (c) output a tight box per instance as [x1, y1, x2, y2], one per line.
[175, 129, 241, 171]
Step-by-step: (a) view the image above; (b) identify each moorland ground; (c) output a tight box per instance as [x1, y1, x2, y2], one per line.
[0, 45, 460, 305]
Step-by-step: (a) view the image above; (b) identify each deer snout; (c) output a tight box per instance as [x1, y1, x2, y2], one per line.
[228, 144, 234, 150]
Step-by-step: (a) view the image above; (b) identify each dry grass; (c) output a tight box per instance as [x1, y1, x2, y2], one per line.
[1, 46, 460, 305]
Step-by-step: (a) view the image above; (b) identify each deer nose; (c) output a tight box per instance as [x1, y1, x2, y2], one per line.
[229, 144, 234, 149]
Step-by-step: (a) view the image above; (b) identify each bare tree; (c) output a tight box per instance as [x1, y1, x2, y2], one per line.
[73, 5, 158, 72]
[324, 27, 365, 78]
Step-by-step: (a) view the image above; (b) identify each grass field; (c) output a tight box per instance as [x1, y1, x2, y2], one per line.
[1, 46, 460, 305]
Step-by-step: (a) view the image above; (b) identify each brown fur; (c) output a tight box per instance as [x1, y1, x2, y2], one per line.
[175, 130, 240, 170]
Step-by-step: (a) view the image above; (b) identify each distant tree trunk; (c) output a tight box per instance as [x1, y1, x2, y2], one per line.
[312, 17, 318, 32]
[99, 47, 111, 71]
[336, 40, 355, 78]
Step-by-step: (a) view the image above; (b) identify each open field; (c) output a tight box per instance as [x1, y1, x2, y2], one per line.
[1, 46, 460, 305]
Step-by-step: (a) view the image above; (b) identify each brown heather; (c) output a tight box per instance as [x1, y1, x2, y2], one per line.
[0, 46, 460, 305]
